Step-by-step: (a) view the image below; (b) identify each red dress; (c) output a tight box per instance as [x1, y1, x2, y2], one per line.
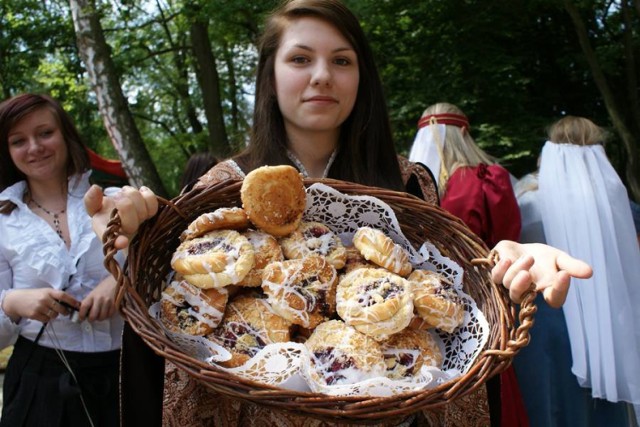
[441, 164, 528, 427]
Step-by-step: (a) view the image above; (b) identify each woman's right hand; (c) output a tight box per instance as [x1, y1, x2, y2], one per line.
[84, 185, 158, 250]
[2, 288, 80, 324]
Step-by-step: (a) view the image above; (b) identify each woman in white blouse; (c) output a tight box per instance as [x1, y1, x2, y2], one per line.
[0, 93, 122, 426]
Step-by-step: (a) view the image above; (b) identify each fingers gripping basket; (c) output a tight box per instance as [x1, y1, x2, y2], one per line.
[102, 178, 536, 423]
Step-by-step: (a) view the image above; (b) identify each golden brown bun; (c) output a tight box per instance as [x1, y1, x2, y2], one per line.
[262, 254, 338, 329]
[240, 165, 306, 237]
[379, 328, 443, 379]
[304, 320, 385, 386]
[237, 229, 284, 287]
[207, 295, 292, 368]
[352, 227, 412, 276]
[408, 269, 464, 333]
[180, 207, 250, 241]
[171, 230, 255, 289]
[160, 280, 228, 335]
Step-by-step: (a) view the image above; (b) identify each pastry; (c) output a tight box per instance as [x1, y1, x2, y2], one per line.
[180, 207, 250, 241]
[336, 268, 414, 341]
[236, 229, 284, 287]
[160, 279, 228, 335]
[336, 267, 413, 325]
[342, 245, 375, 274]
[380, 328, 443, 379]
[208, 295, 292, 368]
[262, 254, 338, 329]
[352, 226, 412, 276]
[304, 320, 385, 386]
[240, 165, 306, 237]
[408, 269, 464, 333]
[280, 221, 347, 269]
[171, 230, 255, 288]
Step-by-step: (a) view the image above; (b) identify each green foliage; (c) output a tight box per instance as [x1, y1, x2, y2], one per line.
[2, 0, 636, 189]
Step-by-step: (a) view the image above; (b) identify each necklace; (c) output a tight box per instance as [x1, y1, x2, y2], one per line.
[287, 149, 337, 178]
[28, 194, 67, 243]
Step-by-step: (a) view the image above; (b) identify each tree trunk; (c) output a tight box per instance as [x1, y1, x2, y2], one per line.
[189, 15, 230, 158]
[69, 0, 168, 196]
[564, 0, 640, 201]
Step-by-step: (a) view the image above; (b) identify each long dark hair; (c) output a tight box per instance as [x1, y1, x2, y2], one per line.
[235, 0, 404, 191]
[0, 93, 90, 192]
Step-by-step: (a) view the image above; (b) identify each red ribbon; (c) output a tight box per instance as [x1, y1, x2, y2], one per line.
[418, 113, 470, 130]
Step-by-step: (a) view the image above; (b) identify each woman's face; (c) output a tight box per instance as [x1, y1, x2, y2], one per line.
[7, 107, 68, 183]
[274, 17, 359, 139]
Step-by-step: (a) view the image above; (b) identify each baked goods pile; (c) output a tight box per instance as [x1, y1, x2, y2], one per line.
[156, 165, 485, 395]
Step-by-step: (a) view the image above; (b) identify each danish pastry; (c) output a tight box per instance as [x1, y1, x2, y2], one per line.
[380, 328, 443, 379]
[171, 230, 255, 289]
[208, 295, 292, 368]
[236, 229, 284, 287]
[262, 254, 338, 329]
[240, 165, 306, 237]
[280, 221, 347, 269]
[304, 320, 385, 386]
[160, 280, 228, 335]
[408, 269, 464, 333]
[180, 207, 250, 241]
[336, 268, 413, 325]
[352, 227, 412, 276]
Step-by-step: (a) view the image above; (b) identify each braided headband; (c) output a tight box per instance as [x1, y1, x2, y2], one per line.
[418, 113, 470, 130]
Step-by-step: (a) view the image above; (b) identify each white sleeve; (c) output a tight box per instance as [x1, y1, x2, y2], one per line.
[0, 252, 21, 349]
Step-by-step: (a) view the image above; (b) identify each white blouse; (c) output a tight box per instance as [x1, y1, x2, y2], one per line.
[0, 172, 123, 352]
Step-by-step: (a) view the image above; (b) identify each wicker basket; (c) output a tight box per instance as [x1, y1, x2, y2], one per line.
[102, 178, 536, 423]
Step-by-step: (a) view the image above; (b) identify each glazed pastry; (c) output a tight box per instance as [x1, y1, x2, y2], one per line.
[240, 165, 307, 237]
[380, 328, 443, 379]
[352, 226, 412, 276]
[408, 269, 464, 333]
[342, 245, 375, 274]
[304, 320, 385, 386]
[336, 268, 414, 341]
[262, 254, 338, 329]
[280, 221, 347, 269]
[336, 267, 413, 323]
[171, 230, 255, 289]
[236, 229, 284, 287]
[208, 295, 292, 368]
[180, 207, 250, 241]
[160, 280, 228, 335]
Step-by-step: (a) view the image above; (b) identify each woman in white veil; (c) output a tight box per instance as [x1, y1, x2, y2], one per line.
[518, 116, 639, 426]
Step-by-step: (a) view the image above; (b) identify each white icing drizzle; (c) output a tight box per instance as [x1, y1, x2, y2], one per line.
[164, 281, 226, 328]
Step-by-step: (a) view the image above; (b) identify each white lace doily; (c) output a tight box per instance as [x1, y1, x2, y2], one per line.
[150, 183, 489, 396]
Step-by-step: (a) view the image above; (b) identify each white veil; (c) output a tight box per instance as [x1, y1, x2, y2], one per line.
[408, 123, 446, 186]
[538, 140, 640, 404]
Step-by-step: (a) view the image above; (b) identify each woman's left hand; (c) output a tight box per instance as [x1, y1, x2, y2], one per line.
[78, 276, 118, 322]
[490, 240, 593, 308]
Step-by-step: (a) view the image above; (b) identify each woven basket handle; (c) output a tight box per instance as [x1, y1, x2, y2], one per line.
[102, 196, 178, 310]
[471, 250, 538, 358]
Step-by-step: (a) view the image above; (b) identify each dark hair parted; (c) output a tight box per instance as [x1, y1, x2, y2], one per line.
[0, 93, 90, 192]
[235, 0, 404, 191]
